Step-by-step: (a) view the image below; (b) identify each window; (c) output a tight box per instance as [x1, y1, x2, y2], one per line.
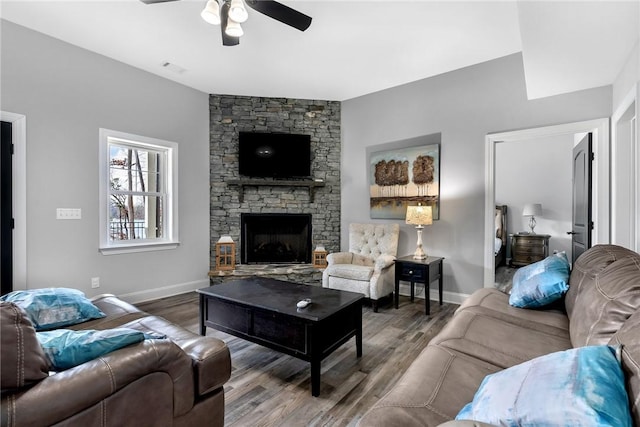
[99, 129, 178, 254]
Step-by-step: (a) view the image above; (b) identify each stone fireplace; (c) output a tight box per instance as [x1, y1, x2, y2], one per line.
[208, 94, 341, 284]
[241, 213, 312, 264]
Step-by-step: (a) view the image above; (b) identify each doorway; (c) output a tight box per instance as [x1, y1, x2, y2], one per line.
[1, 121, 12, 294]
[0, 111, 26, 291]
[495, 134, 574, 253]
[484, 118, 610, 287]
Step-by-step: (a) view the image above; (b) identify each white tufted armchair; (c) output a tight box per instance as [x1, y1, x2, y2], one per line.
[322, 223, 400, 312]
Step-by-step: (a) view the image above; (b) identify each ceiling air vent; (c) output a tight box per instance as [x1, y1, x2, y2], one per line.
[161, 62, 187, 74]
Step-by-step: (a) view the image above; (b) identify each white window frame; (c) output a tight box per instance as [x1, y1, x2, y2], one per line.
[99, 128, 179, 255]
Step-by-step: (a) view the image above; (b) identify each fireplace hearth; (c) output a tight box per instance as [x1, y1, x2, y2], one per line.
[241, 213, 312, 264]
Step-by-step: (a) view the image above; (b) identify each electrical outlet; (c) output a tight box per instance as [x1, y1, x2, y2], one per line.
[91, 277, 100, 289]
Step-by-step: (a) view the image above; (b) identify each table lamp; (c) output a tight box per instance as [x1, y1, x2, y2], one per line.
[522, 203, 542, 234]
[405, 204, 433, 259]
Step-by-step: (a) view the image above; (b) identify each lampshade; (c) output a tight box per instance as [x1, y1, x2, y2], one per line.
[228, 0, 248, 23]
[225, 19, 244, 37]
[406, 205, 433, 226]
[201, 0, 221, 25]
[522, 203, 542, 217]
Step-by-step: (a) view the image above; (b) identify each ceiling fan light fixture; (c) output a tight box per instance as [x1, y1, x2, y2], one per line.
[201, 0, 221, 25]
[225, 18, 244, 37]
[228, 0, 248, 23]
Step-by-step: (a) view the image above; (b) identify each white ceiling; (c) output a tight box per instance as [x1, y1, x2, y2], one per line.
[1, 0, 638, 101]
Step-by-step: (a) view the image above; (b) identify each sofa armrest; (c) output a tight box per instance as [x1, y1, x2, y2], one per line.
[87, 295, 231, 398]
[374, 254, 396, 272]
[122, 315, 231, 396]
[1, 339, 195, 426]
[327, 252, 354, 265]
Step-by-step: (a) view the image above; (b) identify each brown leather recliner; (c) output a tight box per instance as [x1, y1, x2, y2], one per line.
[1, 294, 231, 427]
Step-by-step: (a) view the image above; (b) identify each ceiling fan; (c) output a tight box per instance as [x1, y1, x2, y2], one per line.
[140, 0, 312, 46]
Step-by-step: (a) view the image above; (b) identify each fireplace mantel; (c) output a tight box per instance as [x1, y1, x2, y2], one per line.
[227, 179, 326, 203]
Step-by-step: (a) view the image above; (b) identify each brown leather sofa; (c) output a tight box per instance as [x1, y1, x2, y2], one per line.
[1, 294, 231, 427]
[359, 244, 640, 427]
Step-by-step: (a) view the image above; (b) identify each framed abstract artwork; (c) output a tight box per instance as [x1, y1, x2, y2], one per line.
[369, 142, 440, 220]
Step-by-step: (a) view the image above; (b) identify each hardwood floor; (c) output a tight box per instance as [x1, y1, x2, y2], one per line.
[137, 292, 458, 426]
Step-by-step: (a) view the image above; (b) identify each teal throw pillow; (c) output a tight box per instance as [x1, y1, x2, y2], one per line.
[509, 252, 570, 308]
[36, 328, 164, 371]
[456, 345, 632, 427]
[0, 288, 106, 330]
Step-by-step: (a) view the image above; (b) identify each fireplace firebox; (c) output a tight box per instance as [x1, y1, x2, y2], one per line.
[241, 213, 312, 264]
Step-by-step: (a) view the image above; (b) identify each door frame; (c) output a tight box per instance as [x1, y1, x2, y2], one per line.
[1, 111, 27, 290]
[484, 118, 609, 287]
[611, 84, 638, 251]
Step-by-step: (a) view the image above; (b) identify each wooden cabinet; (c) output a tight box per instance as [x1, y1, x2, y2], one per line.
[510, 234, 550, 266]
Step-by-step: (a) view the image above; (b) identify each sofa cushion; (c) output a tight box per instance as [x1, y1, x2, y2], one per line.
[431, 309, 571, 369]
[36, 327, 163, 371]
[357, 345, 502, 427]
[509, 253, 570, 308]
[456, 345, 632, 427]
[457, 288, 569, 332]
[568, 253, 640, 347]
[609, 309, 640, 427]
[67, 294, 148, 331]
[324, 264, 374, 281]
[0, 288, 105, 330]
[0, 302, 49, 389]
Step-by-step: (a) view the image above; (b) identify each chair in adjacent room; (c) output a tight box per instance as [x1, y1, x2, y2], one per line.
[322, 223, 400, 312]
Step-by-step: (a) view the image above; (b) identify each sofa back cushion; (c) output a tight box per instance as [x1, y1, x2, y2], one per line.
[566, 245, 640, 347]
[1, 302, 49, 389]
[609, 309, 640, 427]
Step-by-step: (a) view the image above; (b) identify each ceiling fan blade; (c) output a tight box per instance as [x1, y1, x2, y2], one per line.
[139, 0, 180, 4]
[220, 1, 240, 46]
[245, 0, 312, 32]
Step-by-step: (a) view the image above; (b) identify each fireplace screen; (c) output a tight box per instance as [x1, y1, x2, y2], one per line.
[241, 213, 312, 264]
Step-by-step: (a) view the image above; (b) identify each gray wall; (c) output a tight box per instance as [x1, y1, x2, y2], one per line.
[495, 134, 574, 258]
[342, 53, 611, 299]
[1, 21, 210, 302]
[3, 19, 632, 303]
[612, 40, 639, 109]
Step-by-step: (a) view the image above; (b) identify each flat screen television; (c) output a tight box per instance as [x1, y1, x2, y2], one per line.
[238, 132, 311, 178]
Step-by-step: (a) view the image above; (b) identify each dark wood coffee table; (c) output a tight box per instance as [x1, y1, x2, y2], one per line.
[197, 277, 364, 397]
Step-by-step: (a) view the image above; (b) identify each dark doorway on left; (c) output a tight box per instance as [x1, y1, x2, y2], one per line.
[1, 120, 13, 295]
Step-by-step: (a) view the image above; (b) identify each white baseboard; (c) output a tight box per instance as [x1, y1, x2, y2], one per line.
[118, 280, 469, 306]
[397, 283, 469, 305]
[119, 279, 209, 304]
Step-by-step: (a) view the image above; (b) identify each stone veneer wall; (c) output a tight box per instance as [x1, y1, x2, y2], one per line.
[209, 94, 341, 278]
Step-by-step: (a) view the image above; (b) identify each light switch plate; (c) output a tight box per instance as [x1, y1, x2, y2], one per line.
[56, 208, 82, 220]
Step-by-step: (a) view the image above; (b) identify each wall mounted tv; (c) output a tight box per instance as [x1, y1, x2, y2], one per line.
[238, 132, 311, 178]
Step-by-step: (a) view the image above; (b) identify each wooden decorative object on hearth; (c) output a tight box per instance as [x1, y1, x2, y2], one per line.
[215, 235, 236, 271]
[313, 246, 328, 268]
